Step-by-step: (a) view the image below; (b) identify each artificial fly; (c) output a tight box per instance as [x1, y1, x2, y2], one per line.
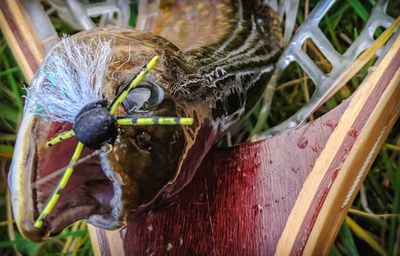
[32, 55, 193, 228]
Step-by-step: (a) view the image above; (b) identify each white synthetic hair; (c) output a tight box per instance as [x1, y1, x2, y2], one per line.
[25, 35, 113, 122]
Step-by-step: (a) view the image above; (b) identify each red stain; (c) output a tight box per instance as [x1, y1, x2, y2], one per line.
[310, 146, 319, 153]
[331, 168, 340, 182]
[348, 129, 359, 138]
[297, 137, 308, 149]
[324, 119, 337, 131]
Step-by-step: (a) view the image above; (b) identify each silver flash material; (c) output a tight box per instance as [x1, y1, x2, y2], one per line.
[25, 35, 113, 122]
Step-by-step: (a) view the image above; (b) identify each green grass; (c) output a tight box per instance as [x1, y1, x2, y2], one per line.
[0, 0, 399, 255]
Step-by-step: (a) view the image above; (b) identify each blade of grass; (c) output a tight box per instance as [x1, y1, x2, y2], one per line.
[348, 0, 370, 22]
[329, 244, 342, 256]
[0, 101, 19, 125]
[366, 169, 388, 209]
[0, 67, 19, 77]
[338, 220, 359, 256]
[6, 190, 21, 256]
[345, 216, 386, 256]
[0, 54, 23, 112]
[390, 151, 400, 253]
[384, 143, 400, 152]
[0, 145, 13, 158]
[61, 221, 85, 255]
[348, 208, 400, 220]
[320, 3, 351, 30]
[381, 147, 399, 254]
[71, 221, 88, 256]
[0, 40, 7, 55]
[0, 133, 16, 142]
[323, 14, 344, 54]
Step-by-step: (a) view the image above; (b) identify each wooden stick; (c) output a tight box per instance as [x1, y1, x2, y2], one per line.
[0, 0, 45, 80]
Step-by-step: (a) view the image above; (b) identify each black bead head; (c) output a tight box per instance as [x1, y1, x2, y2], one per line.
[72, 100, 118, 149]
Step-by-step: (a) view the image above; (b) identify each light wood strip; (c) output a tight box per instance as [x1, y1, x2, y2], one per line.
[105, 229, 125, 256]
[88, 224, 101, 256]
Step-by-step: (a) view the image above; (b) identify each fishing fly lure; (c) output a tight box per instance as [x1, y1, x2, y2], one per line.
[25, 38, 193, 228]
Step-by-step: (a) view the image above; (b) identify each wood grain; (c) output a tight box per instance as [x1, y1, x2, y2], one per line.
[0, 0, 45, 80]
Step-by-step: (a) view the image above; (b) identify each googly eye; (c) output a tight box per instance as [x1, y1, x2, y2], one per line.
[121, 82, 164, 114]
